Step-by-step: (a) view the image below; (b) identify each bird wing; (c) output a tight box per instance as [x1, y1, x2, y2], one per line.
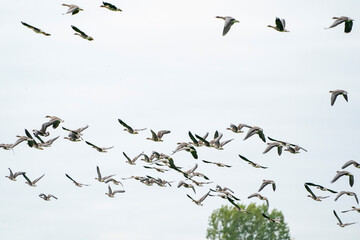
[33, 174, 45, 184]
[222, 17, 235, 36]
[76, 125, 89, 133]
[150, 129, 158, 141]
[258, 182, 267, 192]
[354, 193, 359, 204]
[71, 25, 86, 35]
[22, 173, 32, 185]
[65, 173, 77, 184]
[118, 119, 133, 132]
[331, 172, 343, 183]
[349, 174, 354, 187]
[342, 160, 357, 169]
[199, 191, 210, 202]
[343, 93, 349, 102]
[272, 182, 276, 191]
[331, 92, 339, 106]
[113, 190, 125, 194]
[195, 134, 210, 146]
[123, 152, 131, 162]
[328, 18, 346, 29]
[333, 210, 343, 225]
[8, 168, 14, 177]
[275, 17, 284, 31]
[157, 130, 170, 138]
[188, 131, 199, 146]
[96, 166, 102, 179]
[21, 22, 39, 31]
[85, 141, 101, 151]
[186, 194, 196, 202]
[334, 191, 345, 201]
[305, 184, 317, 199]
[248, 193, 260, 199]
[202, 160, 212, 164]
[239, 154, 252, 163]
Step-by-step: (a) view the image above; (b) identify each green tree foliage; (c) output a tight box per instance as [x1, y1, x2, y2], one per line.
[206, 203, 291, 240]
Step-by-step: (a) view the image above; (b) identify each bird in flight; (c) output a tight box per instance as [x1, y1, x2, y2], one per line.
[215, 16, 239, 36]
[71, 25, 94, 41]
[118, 119, 146, 134]
[65, 174, 90, 187]
[100, 2, 122, 12]
[326, 16, 354, 33]
[329, 90, 348, 106]
[267, 17, 289, 32]
[62, 4, 83, 15]
[21, 22, 51, 36]
[85, 141, 114, 153]
[333, 210, 357, 227]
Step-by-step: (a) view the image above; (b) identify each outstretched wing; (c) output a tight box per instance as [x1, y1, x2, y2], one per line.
[333, 210, 342, 225]
[71, 25, 86, 35]
[118, 119, 133, 132]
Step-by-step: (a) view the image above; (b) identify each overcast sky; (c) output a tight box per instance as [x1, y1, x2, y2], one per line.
[1, 0, 360, 239]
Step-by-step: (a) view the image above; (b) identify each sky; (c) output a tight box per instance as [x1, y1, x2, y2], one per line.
[1, 0, 360, 239]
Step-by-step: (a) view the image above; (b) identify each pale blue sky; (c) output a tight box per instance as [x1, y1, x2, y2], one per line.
[1, 0, 360, 239]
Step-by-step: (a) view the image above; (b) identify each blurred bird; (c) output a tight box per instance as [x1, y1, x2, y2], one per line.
[21, 22, 50, 36]
[267, 17, 289, 32]
[330, 171, 354, 187]
[105, 185, 125, 198]
[5, 168, 25, 181]
[326, 16, 354, 33]
[65, 174, 90, 187]
[100, 2, 122, 11]
[39, 194, 58, 201]
[85, 141, 114, 153]
[305, 184, 329, 201]
[62, 4, 83, 15]
[147, 130, 171, 142]
[23, 173, 45, 187]
[335, 191, 359, 204]
[239, 154, 267, 169]
[118, 119, 146, 134]
[71, 25, 93, 41]
[258, 180, 276, 192]
[187, 191, 210, 206]
[342, 160, 360, 169]
[333, 210, 357, 227]
[329, 90, 348, 106]
[215, 16, 239, 36]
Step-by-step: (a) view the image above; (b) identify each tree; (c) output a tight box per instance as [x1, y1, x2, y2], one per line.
[206, 203, 291, 240]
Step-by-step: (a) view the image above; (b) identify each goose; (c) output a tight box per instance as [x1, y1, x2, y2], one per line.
[189, 171, 209, 180]
[22, 173, 45, 187]
[331, 171, 354, 187]
[62, 4, 83, 15]
[304, 182, 337, 194]
[0, 135, 30, 150]
[258, 180, 276, 192]
[210, 185, 240, 201]
[5, 168, 25, 181]
[104, 178, 123, 187]
[33, 117, 62, 137]
[342, 160, 360, 169]
[173, 143, 198, 159]
[263, 142, 283, 156]
[105, 185, 125, 198]
[248, 193, 269, 208]
[335, 191, 359, 204]
[0, 143, 15, 150]
[333, 210, 357, 227]
[71, 25, 93, 41]
[227, 123, 251, 133]
[187, 191, 210, 206]
[267, 17, 289, 32]
[21, 22, 50, 36]
[329, 90, 348, 106]
[65, 173, 90, 187]
[342, 206, 360, 213]
[146, 129, 171, 142]
[85, 141, 114, 153]
[238, 154, 267, 169]
[63, 125, 88, 142]
[95, 166, 115, 182]
[326, 16, 354, 33]
[188, 131, 201, 147]
[118, 119, 146, 134]
[189, 179, 213, 187]
[215, 16, 239, 36]
[305, 184, 329, 201]
[123, 152, 143, 165]
[100, 2, 122, 11]
[177, 181, 196, 194]
[202, 160, 231, 168]
[212, 138, 233, 150]
[39, 194, 58, 201]
[262, 213, 281, 223]
[244, 126, 266, 142]
[267, 137, 307, 153]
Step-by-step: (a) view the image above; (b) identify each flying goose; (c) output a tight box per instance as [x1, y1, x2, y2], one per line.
[258, 180, 276, 192]
[202, 160, 231, 168]
[104, 178, 123, 186]
[21, 22, 51, 36]
[331, 171, 354, 187]
[329, 90, 348, 106]
[342, 160, 360, 169]
[178, 181, 196, 194]
[304, 184, 329, 201]
[39, 194, 58, 201]
[62, 4, 83, 15]
[100, 2, 122, 11]
[143, 165, 169, 173]
[105, 185, 125, 198]
[5, 168, 25, 181]
[227, 123, 251, 133]
[71, 25, 93, 41]
[335, 191, 359, 204]
[33, 116, 63, 138]
[146, 130, 171, 142]
[0, 135, 30, 150]
[304, 182, 337, 194]
[215, 16, 239, 36]
[38, 136, 60, 148]
[63, 125, 88, 142]
[24, 129, 42, 150]
[267, 17, 289, 32]
[239, 154, 267, 169]
[118, 119, 146, 134]
[65, 173, 90, 187]
[189, 179, 213, 187]
[123, 152, 143, 165]
[95, 166, 115, 182]
[244, 126, 266, 142]
[326, 16, 354, 33]
[22, 173, 45, 187]
[267, 137, 307, 153]
[333, 210, 357, 227]
[85, 141, 114, 153]
[263, 142, 283, 156]
[227, 197, 250, 213]
[187, 191, 210, 206]
[342, 206, 360, 213]
[248, 193, 269, 208]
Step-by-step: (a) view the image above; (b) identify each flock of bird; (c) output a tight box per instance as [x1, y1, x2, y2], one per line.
[9, 2, 357, 231]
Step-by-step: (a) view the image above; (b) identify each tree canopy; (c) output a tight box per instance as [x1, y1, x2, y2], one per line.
[206, 203, 291, 240]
